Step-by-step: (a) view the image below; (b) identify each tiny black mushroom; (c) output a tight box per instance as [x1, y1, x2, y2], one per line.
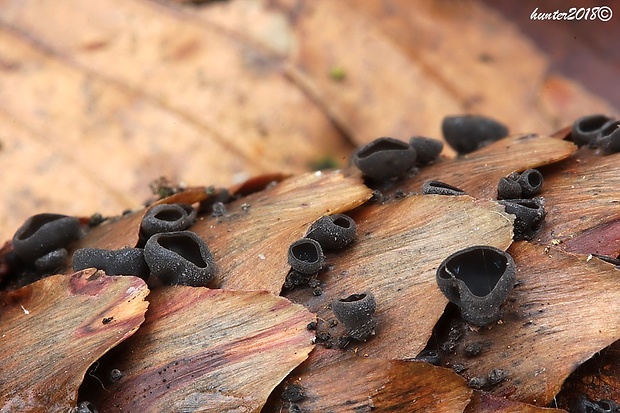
[288, 238, 325, 274]
[441, 114, 508, 155]
[332, 292, 377, 341]
[421, 180, 466, 196]
[409, 136, 443, 165]
[352, 137, 417, 181]
[73, 247, 149, 279]
[305, 214, 357, 251]
[498, 197, 546, 241]
[34, 249, 68, 273]
[517, 169, 544, 197]
[596, 120, 620, 154]
[571, 114, 615, 147]
[497, 177, 522, 200]
[144, 231, 216, 287]
[140, 203, 195, 241]
[12, 213, 81, 268]
[436, 246, 516, 327]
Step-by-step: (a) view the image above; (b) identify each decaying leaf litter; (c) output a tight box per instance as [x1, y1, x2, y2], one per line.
[0, 0, 617, 238]
[1, 0, 620, 412]
[3, 125, 620, 412]
[0, 269, 149, 411]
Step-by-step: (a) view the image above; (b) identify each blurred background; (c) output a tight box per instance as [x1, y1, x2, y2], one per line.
[0, 0, 618, 238]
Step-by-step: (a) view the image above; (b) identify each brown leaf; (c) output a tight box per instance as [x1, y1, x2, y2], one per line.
[192, 170, 372, 293]
[264, 347, 473, 413]
[286, 194, 514, 359]
[0, 269, 148, 412]
[401, 134, 577, 198]
[439, 242, 620, 405]
[536, 149, 620, 257]
[195, 0, 616, 152]
[465, 391, 566, 413]
[0, 0, 352, 238]
[90, 287, 315, 412]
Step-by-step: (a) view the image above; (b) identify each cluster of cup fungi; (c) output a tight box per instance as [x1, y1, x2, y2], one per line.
[3, 112, 620, 409]
[6, 113, 620, 326]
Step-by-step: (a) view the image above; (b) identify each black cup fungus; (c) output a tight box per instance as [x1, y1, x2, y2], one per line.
[436, 246, 516, 327]
[498, 197, 546, 241]
[140, 203, 195, 240]
[144, 231, 216, 287]
[441, 115, 509, 155]
[497, 177, 522, 200]
[332, 292, 377, 341]
[73, 247, 149, 279]
[517, 169, 544, 197]
[409, 136, 443, 165]
[306, 214, 357, 251]
[596, 120, 620, 154]
[34, 248, 68, 273]
[571, 114, 615, 147]
[288, 238, 325, 274]
[12, 213, 81, 264]
[352, 137, 417, 181]
[421, 180, 466, 196]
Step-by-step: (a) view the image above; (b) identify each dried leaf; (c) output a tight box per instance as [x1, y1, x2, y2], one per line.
[286, 194, 514, 359]
[192, 170, 372, 294]
[402, 134, 577, 198]
[0, 269, 148, 412]
[279, 0, 461, 149]
[264, 347, 472, 413]
[0, 0, 352, 238]
[465, 391, 566, 413]
[90, 288, 315, 412]
[439, 242, 620, 405]
[196, 0, 616, 152]
[536, 149, 620, 257]
[0, 0, 352, 171]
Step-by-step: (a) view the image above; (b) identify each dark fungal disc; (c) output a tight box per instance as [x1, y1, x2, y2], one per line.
[305, 214, 357, 251]
[498, 197, 546, 241]
[517, 169, 543, 197]
[144, 230, 216, 287]
[352, 137, 417, 181]
[73, 247, 149, 279]
[436, 246, 515, 327]
[140, 203, 195, 241]
[442, 114, 509, 155]
[596, 119, 620, 154]
[287, 238, 325, 275]
[421, 180, 466, 196]
[331, 291, 377, 341]
[12, 213, 81, 264]
[409, 136, 443, 165]
[497, 177, 522, 200]
[34, 248, 68, 274]
[571, 114, 614, 147]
